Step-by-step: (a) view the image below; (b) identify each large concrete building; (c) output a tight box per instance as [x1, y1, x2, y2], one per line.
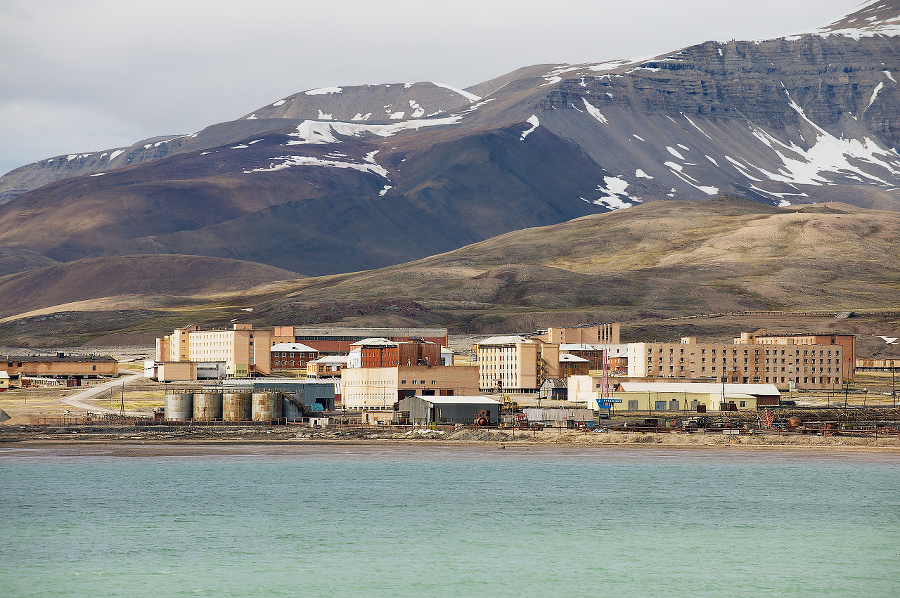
[476, 336, 560, 393]
[271, 326, 449, 354]
[155, 323, 273, 378]
[352, 338, 442, 368]
[627, 335, 850, 391]
[2, 353, 118, 380]
[534, 324, 620, 345]
[340, 365, 479, 409]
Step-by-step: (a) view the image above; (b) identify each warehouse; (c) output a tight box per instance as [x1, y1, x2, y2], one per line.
[398, 396, 500, 426]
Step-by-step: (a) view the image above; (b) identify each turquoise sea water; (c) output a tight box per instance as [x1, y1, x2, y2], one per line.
[1, 444, 898, 597]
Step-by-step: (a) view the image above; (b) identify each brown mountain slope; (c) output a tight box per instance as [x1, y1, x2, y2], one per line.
[0, 255, 301, 320]
[1, 197, 899, 347]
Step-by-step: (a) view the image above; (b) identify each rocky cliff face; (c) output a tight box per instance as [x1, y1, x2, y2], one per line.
[0, 1, 898, 281]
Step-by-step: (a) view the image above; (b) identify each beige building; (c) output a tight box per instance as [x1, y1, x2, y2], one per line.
[307, 355, 349, 378]
[155, 323, 272, 377]
[340, 365, 479, 410]
[627, 336, 848, 390]
[2, 354, 118, 379]
[568, 377, 781, 411]
[476, 336, 560, 392]
[535, 324, 620, 345]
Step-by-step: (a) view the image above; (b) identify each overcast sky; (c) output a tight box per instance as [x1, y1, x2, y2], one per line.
[0, 0, 856, 176]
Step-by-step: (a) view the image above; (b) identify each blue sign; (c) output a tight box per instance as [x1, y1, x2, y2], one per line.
[596, 398, 622, 408]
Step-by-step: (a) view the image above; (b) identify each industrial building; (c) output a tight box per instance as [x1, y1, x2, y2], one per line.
[340, 365, 479, 410]
[306, 355, 349, 378]
[611, 382, 781, 411]
[270, 326, 449, 354]
[2, 353, 118, 380]
[398, 395, 500, 425]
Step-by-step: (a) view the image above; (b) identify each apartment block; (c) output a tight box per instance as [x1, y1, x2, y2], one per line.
[476, 336, 560, 392]
[627, 335, 849, 390]
[155, 323, 272, 377]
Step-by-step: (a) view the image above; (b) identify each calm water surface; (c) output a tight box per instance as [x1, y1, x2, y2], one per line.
[1, 444, 898, 597]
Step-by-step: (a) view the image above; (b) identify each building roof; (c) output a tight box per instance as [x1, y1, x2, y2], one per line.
[540, 378, 568, 389]
[616, 382, 781, 397]
[350, 337, 398, 347]
[271, 342, 318, 353]
[413, 395, 501, 405]
[559, 353, 589, 363]
[477, 335, 531, 346]
[3, 354, 117, 363]
[309, 355, 350, 365]
[560, 343, 603, 351]
[0, 371, 8, 378]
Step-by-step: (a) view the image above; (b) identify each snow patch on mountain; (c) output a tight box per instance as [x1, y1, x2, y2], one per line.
[305, 87, 343, 96]
[244, 149, 389, 179]
[582, 98, 607, 124]
[521, 115, 540, 140]
[430, 82, 480, 102]
[286, 116, 463, 145]
[583, 175, 642, 210]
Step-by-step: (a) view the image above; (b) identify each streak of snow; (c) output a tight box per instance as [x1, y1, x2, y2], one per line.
[109, 150, 124, 160]
[724, 155, 763, 181]
[705, 155, 719, 167]
[885, 70, 897, 83]
[635, 169, 653, 179]
[683, 114, 713, 140]
[389, 111, 405, 120]
[305, 87, 343, 95]
[90, 172, 105, 177]
[430, 82, 480, 102]
[247, 114, 257, 120]
[317, 109, 334, 120]
[677, 144, 690, 151]
[246, 150, 389, 179]
[249, 139, 263, 145]
[200, 151, 210, 156]
[666, 146, 685, 160]
[521, 115, 540, 140]
[665, 161, 718, 195]
[582, 98, 608, 124]
[379, 185, 393, 196]
[632, 134, 645, 141]
[272, 99, 286, 107]
[778, 199, 792, 207]
[232, 145, 248, 149]
[866, 82, 884, 110]
[287, 116, 462, 145]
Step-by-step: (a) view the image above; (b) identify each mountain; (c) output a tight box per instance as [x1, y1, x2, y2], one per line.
[2, 198, 899, 353]
[0, 2, 899, 283]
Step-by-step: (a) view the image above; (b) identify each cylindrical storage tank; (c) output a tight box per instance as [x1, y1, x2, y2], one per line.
[282, 393, 305, 422]
[165, 392, 193, 421]
[193, 392, 223, 421]
[222, 392, 251, 422]
[252, 392, 282, 422]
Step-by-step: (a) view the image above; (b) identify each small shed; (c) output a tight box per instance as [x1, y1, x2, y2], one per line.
[539, 378, 569, 400]
[0, 370, 9, 390]
[399, 395, 500, 425]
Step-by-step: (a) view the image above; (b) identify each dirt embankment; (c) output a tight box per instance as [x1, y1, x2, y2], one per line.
[1, 424, 897, 451]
